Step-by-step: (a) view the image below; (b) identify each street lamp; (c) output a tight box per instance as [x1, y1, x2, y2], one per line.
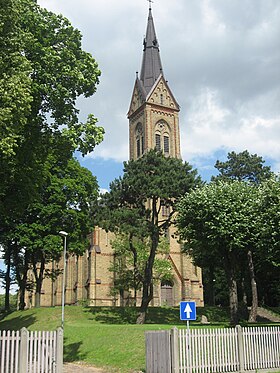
[59, 230, 68, 329]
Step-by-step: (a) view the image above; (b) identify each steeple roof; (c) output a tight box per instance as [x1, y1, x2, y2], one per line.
[139, 6, 163, 96]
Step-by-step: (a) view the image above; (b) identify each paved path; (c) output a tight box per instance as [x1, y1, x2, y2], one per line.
[257, 307, 280, 322]
[63, 362, 107, 373]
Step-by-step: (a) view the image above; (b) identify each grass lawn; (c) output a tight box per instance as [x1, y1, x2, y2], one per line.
[0, 305, 279, 373]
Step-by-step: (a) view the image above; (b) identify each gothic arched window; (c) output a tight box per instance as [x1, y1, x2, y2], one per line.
[154, 120, 170, 155]
[135, 122, 144, 158]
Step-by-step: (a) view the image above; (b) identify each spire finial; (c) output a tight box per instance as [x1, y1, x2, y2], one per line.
[147, 0, 153, 10]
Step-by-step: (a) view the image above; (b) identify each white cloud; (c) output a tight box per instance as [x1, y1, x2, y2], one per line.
[181, 88, 280, 166]
[37, 0, 280, 184]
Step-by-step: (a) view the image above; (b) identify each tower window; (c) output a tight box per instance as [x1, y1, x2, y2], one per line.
[137, 138, 141, 158]
[135, 122, 144, 159]
[162, 204, 170, 217]
[164, 136, 169, 154]
[160, 94, 164, 105]
[155, 134, 161, 151]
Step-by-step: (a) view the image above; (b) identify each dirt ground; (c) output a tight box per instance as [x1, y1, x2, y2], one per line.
[63, 362, 108, 373]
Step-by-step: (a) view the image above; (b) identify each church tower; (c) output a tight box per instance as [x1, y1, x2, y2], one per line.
[127, 5, 204, 308]
[128, 5, 181, 160]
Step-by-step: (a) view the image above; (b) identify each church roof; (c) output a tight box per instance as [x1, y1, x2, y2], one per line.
[140, 6, 163, 96]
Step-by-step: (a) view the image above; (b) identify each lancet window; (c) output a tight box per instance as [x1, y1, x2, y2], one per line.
[135, 122, 145, 158]
[154, 120, 170, 155]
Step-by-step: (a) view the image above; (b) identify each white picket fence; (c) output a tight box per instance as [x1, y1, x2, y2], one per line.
[146, 326, 280, 373]
[0, 327, 63, 373]
[178, 326, 280, 372]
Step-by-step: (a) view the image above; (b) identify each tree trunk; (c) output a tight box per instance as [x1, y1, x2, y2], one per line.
[136, 281, 153, 324]
[17, 272, 28, 311]
[120, 288, 124, 307]
[247, 249, 258, 322]
[4, 249, 11, 312]
[34, 281, 42, 308]
[129, 234, 138, 307]
[15, 251, 29, 311]
[241, 277, 248, 306]
[207, 268, 215, 306]
[32, 252, 45, 308]
[228, 275, 238, 325]
[136, 198, 160, 324]
[224, 255, 238, 325]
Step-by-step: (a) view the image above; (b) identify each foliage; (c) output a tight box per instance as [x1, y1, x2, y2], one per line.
[0, 0, 104, 308]
[254, 178, 280, 306]
[0, 293, 17, 313]
[177, 181, 262, 324]
[110, 233, 172, 303]
[206, 151, 278, 312]
[98, 150, 201, 322]
[4, 157, 99, 308]
[212, 150, 273, 184]
[0, 0, 104, 229]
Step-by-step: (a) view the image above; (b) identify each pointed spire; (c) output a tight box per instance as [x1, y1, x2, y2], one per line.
[139, 5, 163, 96]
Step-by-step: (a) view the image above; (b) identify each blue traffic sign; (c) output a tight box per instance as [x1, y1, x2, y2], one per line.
[180, 301, 196, 321]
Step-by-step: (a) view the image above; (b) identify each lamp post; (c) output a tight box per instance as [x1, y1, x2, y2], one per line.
[59, 230, 68, 329]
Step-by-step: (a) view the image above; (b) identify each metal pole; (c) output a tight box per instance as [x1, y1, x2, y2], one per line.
[59, 231, 68, 329]
[187, 320, 191, 373]
[61, 235, 66, 329]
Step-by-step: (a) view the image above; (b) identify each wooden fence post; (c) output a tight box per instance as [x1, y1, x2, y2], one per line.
[236, 325, 245, 373]
[171, 327, 179, 373]
[19, 327, 28, 373]
[56, 327, 64, 373]
[145, 330, 172, 373]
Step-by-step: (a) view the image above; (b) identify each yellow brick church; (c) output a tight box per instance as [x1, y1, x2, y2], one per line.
[26, 5, 204, 309]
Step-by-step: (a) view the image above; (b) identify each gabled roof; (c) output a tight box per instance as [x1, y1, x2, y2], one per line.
[146, 74, 180, 111]
[140, 7, 163, 96]
[127, 75, 146, 117]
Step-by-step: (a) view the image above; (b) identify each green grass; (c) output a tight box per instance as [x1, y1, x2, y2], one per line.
[0, 305, 279, 372]
[266, 306, 280, 316]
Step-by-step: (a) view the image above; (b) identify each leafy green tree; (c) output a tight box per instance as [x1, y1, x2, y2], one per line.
[98, 150, 201, 323]
[13, 157, 99, 308]
[110, 233, 172, 306]
[212, 150, 273, 184]
[0, 0, 104, 232]
[177, 181, 261, 324]
[209, 150, 274, 312]
[0, 0, 104, 307]
[255, 178, 280, 306]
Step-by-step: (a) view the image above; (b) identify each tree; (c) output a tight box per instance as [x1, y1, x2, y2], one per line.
[0, 0, 104, 304]
[0, 0, 104, 231]
[11, 157, 99, 308]
[109, 233, 172, 306]
[98, 150, 201, 323]
[212, 150, 273, 184]
[177, 181, 261, 324]
[255, 178, 280, 306]
[210, 150, 274, 316]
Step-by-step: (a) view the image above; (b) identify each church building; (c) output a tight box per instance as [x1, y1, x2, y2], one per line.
[26, 5, 204, 309]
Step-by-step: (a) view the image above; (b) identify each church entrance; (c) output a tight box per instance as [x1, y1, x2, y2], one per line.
[161, 280, 174, 306]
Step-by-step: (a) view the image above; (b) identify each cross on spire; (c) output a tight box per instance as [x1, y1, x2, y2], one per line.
[147, 0, 153, 10]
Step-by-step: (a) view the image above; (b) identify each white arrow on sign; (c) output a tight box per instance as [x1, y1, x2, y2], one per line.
[184, 303, 192, 319]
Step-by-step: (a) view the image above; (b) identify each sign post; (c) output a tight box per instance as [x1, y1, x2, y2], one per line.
[180, 302, 196, 373]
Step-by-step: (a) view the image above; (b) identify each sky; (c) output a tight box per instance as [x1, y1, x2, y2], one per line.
[35, 0, 280, 190]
